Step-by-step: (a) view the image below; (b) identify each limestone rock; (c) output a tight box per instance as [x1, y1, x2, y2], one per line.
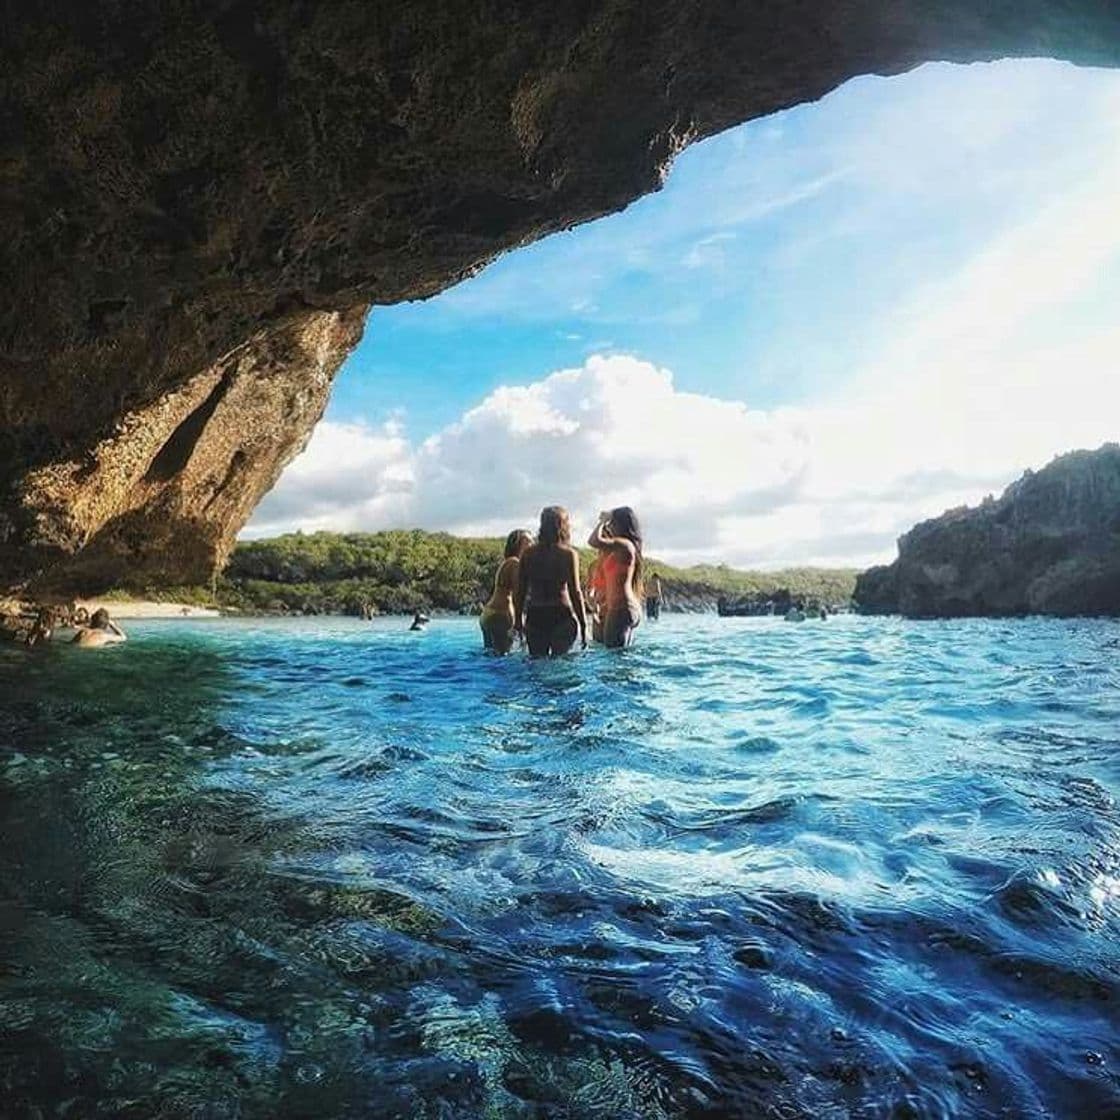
[3, 3, 1119, 591]
[854, 445, 1120, 617]
[24, 308, 365, 590]
[851, 564, 898, 616]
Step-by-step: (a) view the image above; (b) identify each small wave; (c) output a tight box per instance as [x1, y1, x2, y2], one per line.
[3, 613, 1119, 1117]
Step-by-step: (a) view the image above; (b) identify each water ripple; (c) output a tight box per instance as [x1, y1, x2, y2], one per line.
[0, 614, 1118, 1117]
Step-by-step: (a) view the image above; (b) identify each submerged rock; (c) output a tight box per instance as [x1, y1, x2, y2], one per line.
[3, 5, 1119, 592]
[854, 444, 1120, 618]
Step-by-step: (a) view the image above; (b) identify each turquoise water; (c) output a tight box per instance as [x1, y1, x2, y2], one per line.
[1, 615, 1118, 1118]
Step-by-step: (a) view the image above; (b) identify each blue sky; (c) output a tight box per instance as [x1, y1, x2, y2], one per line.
[252, 59, 1120, 568]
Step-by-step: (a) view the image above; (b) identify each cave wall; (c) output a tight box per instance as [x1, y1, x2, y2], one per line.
[3, 1, 1119, 592]
[24, 307, 365, 591]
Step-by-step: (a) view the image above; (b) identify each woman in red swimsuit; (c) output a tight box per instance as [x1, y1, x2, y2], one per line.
[587, 506, 644, 648]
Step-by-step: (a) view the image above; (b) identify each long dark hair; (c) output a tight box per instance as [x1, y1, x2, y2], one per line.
[504, 529, 532, 558]
[609, 505, 644, 596]
[538, 506, 570, 548]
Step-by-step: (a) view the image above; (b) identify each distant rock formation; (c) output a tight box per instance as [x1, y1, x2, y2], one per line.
[717, 589, 837, 617]
[717, 590, 796, 617]
[660, 585, 720, 615]
[663, 574, 854, 615]
[854, 445, 1120, 618]
[3, 5, 1119, 593]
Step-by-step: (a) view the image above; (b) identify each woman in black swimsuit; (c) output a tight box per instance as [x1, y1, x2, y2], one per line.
[515, 506, 587, 657]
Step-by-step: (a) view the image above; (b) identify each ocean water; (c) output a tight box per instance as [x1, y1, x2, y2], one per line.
[1, 614, 1118, 1118]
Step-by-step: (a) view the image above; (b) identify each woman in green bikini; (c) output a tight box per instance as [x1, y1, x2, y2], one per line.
[480, 529, 533, 653]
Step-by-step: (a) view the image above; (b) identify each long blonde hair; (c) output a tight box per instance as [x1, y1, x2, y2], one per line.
[538, 506, 570, 548]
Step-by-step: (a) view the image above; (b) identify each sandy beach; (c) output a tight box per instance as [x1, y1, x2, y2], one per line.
[74, 599, 221, 620]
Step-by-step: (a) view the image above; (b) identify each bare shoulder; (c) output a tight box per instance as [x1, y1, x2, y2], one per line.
[72, 628, 126, 647]
[499, 555, 520, 584]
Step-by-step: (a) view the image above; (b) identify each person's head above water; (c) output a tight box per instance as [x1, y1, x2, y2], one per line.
[90, 608, 111, 629]
[504, 529, 533, 559]
[607, 506, 643, 552]
[538, 506, 570, 548]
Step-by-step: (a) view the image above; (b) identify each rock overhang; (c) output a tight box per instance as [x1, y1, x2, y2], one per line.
[2, 2, 1119, 592]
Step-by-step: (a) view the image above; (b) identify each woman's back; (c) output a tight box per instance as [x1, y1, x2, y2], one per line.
[485, 556, 520, 610]
[517, 506, 587, 656]
[599, 546, 637, 609]
[520, 543, 575, 606]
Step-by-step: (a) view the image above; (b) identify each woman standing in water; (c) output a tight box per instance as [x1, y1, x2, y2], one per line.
[515, 507, 587, 656]
[587, 506, 644, 648]
[479, 529, 532, 653]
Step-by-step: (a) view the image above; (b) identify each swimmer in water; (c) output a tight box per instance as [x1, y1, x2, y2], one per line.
[480, 529, 532, 653]
[26, 607, 54, 646]
[409, 610, 429, 631]
[72, 607, 127, 647]
[2, 606, 54, 647]
[515, 506, 587, 657]
[587, 506, 644, 648]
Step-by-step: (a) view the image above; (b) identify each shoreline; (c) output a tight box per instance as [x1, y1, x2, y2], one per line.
[75, 599, 221, 620]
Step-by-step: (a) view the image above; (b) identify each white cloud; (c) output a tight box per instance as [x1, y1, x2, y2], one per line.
[682, 231, 736, 270]
[246, 63, 1120, 567]
[248, 355, 815, 556]
[407, 355, 810, 544]
[249, 322, 1118, 567]
[813, 115, 1120, 502]
[246, 419, 413, 537]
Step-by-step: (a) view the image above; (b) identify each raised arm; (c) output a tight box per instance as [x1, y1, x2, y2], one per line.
[587, 512, 612, 550]
[566, 549, 587, 649]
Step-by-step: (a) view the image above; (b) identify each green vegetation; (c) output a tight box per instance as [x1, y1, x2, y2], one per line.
[101, 531, 857, 615]
[221, 531, 501, 615]
[98, 585, 226, 608]
[198, 530, 856, 615]
[652, 562, 857, 605]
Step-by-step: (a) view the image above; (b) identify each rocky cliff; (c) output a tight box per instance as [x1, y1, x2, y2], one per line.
[854, 445, 1120, 618]
[3, 3, 1119, 593]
